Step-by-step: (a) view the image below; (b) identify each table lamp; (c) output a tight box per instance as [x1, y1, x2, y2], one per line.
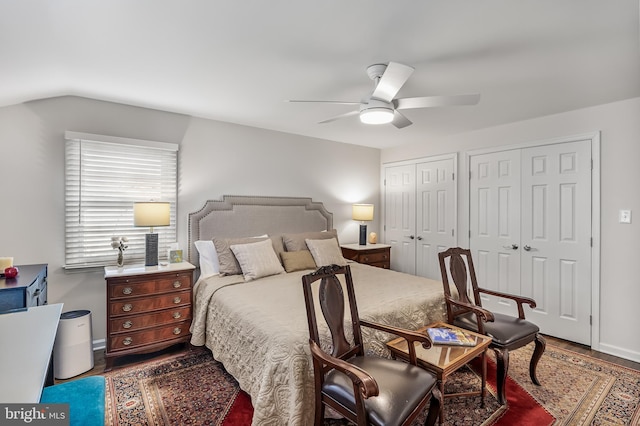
[134, 201, 170, 266]
[352, 204, 374, 246]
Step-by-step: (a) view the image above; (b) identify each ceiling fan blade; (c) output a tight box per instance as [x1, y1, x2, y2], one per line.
[318, 110, 359, 124]
[371, 62, 414, 103]
[395, 93, 481, 110]
[288, 100, 360, 105]
[391, 110, 412, 129]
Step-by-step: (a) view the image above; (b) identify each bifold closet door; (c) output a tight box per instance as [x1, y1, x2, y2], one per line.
[384, 156, 457, 279]
[415, 159, 457, 281]
[384, 164, 417, 274]
[469, 139, 592, 345]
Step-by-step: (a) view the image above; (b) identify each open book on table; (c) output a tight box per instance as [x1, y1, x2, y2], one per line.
[427, 327, 477, 347]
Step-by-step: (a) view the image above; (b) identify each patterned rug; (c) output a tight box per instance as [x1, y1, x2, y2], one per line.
[103, 343, 640, 425]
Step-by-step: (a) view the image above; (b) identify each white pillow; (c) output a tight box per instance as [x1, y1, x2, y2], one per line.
[230, 238, 285, 281]
[194, 240, 219, 278]
[305, 238, 347, 267]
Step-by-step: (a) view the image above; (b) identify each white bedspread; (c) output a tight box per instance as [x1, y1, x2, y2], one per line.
[190, 262, 446, 426]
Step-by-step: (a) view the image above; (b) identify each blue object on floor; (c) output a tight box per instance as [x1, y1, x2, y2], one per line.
[40, 376, 105, 426]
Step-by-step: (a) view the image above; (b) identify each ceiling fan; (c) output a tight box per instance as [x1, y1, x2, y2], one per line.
[289, 62, 480, 128]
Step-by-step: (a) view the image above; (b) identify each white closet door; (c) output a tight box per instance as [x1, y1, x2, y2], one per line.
[469, 150, 522, 305]
[469, 140, 592, 345]
[521, 140, 592, 344]
[384, 164, 416, 274]
[415, 159, 456, 280]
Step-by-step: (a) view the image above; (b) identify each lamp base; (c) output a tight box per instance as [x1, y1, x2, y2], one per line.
[359, 224, 367, 246]
[144, 233, 159, 267]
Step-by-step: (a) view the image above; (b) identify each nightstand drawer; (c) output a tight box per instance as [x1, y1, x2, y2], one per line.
[109, 306, 192, 333]
[358, 251, 389, 264]
[109, 274, 191, 299]
[109, 290, 191, 316]
[109, 320, 192, 351]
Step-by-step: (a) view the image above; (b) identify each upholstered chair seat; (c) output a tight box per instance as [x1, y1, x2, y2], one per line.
[454, 312, 541, 347]
[324, 356, 438, 426]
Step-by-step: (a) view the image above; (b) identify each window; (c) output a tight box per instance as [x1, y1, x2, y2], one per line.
[64, 131, 178, 269]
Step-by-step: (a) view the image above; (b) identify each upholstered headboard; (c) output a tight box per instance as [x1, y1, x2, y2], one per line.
[187, 195, 333, 266]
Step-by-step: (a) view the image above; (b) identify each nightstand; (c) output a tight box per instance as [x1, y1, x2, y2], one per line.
[341, 243, 391, 269]
[104, 262, 195, 370]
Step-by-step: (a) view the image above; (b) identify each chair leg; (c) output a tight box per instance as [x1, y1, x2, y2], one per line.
[494, 347, 509, 405]
[314, 397, 324, 426]
[529, 333, 546, 386]
[424, 388, 442, 426]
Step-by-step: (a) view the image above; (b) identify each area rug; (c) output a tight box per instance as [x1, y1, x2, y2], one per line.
[104, 343, 640, 425]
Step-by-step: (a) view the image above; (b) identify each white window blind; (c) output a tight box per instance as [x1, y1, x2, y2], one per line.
[65, 132, 178, 269]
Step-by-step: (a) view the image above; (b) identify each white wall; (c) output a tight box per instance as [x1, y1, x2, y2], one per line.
[0, 96, 380, 343]
[381, 97, 640, 362]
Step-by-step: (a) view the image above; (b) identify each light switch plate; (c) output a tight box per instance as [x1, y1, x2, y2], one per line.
[619, 209, 632, 224]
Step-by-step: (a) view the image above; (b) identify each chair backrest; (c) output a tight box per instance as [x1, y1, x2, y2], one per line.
[302, 264, 364, 362]
[438, 247, 483, 321]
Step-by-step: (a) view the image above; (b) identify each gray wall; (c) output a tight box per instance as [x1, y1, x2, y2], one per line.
[0, 96, 380, 344]
[382, 97, 640, 363]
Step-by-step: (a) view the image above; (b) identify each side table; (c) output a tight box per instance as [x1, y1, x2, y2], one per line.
[104, 262, 195, 370]
[387, 321, 492, 425]
[340, 243, 391, 269]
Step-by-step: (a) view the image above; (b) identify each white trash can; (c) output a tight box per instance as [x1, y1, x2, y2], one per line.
[53, 310, 94, 379]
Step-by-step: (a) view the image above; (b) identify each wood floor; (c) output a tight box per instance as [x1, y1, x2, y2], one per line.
[56, 334, 640, 385]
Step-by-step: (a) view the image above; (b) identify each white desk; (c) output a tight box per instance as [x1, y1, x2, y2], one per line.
[0, 303, 63, 403]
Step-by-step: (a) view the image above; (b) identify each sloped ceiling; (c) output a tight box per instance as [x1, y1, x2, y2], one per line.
[1, 0, 639, 148]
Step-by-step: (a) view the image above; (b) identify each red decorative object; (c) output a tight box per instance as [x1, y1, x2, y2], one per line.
[4, 266, 19, 278]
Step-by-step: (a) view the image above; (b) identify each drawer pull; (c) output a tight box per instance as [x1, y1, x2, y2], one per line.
[173, 311, 182, 319]
[122, 320, 133, 329]
[173, 280, 182, 288]
[123, 337, 133, 346]
[122, 287, 133, 295]
[173, 327, 181, 335]
[382, 255, 388, 260]
[173, 296, 181, 304]
[122, 304, 133, 312]
[363, 256, 369, 262]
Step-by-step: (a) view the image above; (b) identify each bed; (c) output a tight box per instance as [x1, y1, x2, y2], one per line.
[188, 195, 447, 425]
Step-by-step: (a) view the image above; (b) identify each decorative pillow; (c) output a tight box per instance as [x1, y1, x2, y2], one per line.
[194, 240, 219, 278]
[280, 250, 317, 273]
[269, 234, 286, 258]
[213, 236, 269, 275]
[305, 238, 347, 267]
[282, 230, 338, 252]
[230, 239, 285, 281]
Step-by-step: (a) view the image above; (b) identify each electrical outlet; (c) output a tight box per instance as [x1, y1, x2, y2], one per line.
[619, 209, 632, 224]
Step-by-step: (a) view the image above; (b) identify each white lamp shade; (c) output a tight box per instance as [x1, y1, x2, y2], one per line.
[352, 204, 374, 221]
[134, 202, 170, 227]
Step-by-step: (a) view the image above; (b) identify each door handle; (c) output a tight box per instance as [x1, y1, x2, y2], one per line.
[405, 235, 415, 240]
[416, 236, 423, 240]
[523, 245, 532, 251]
[502, 244, 518, 250]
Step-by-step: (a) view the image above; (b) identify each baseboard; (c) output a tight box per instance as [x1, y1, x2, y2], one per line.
[92, 339, 106, 351]
[598, 342, 640, 364]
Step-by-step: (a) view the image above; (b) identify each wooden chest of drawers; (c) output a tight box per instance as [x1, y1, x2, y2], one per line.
[341, 244, 391, 269]
[104, 262, 195, 370]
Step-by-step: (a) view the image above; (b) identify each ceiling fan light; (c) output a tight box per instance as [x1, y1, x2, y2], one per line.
[359, 107, 394, 125]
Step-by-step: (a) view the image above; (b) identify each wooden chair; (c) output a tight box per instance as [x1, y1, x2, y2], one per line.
[302, 264, 442, 426]
[438, 247, 545, 405]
